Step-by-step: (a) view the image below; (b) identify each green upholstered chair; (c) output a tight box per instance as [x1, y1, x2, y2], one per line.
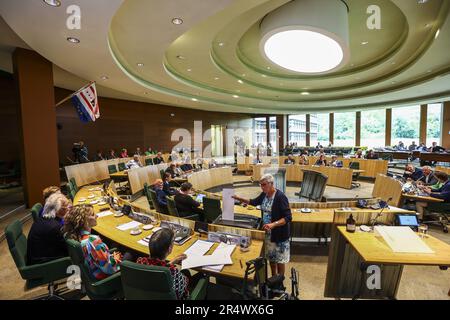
[65, 239, 123, 300]
[67, 182, 77, 201]
[69, 177, 78, 193]
[145, 158, 153, 166]
[5, 220, 72, 299]
[349, 161, 361, 188]
[120, 261, 208, 300]
[108, 164, 118, 174]
[202, 197, 222, 223]
[31, 203, 43, 222]
[118, 162, 126, 171]
[166, 197, 199, 221]
[143, 183, 155, 210]
[149, 189, 162, 213]
[160, 169, 166, 180]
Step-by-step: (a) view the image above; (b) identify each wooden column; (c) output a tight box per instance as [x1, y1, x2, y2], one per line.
[13, 49, 60, 207]
[265, 116, 270, 147]
[329, 113, 334, 145]
[355, 111, 361, 147]
[385, 108, 392, 146]
[419, 104, 428, 145]
[442, 101, 450, 149]
[306, 114, 311, 146]
[276, 115, 285, 152]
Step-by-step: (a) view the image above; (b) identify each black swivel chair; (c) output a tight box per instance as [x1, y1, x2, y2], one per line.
[202, 197, 222, 223]
[349, 162, 361, 188]
[166, 197, 199, 221]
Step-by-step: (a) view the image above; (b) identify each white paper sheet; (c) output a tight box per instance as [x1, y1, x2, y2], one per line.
[374, 226, 434, 253]
[96, 210, 114, 218]
[184, 240, 214, 257]
[222, 188, 235, 221]
[116, 221, 141, 231]
[182, 242, 235, 270]
[201, 243, 236, 272]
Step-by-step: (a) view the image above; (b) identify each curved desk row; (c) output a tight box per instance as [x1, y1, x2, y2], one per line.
[74, 185, 264, 280]
[187, 167, 233, 191]
[252, 164, 356, 189]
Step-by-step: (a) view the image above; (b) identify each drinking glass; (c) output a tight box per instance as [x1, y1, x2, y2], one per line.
[418, 224, 428, 238]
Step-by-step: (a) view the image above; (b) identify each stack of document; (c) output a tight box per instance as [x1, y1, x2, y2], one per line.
[181, 240, 236, 271]
[116, 221, 141, 231]
[374, 226, 434, 253]
[96, 210, 114, 218]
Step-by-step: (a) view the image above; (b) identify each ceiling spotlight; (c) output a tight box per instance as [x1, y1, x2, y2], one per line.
[361, 41, 369, 45]
[100, 75, 109, 80]
[170, 113, 175, 117]
[261, 74, 267, 78]
[260, 0, 349, 74]
[232, 95, 239, 98]
[187, 69, 192, 72]
[43, 0, 61, 7]
[191, 98, 198, 102]
[137, 63, 144, 67]
[435, 29, 440, 39]
[172, 18, 183, 25]
[218, 42, 225, 47]
[176, 55, 186, 60]
[301, 92, 310, 95]
[67, 37, 80, 44]
[214, 77, 219, 80]
[418, 0, 428, 4]
[237, 80, 244, 84]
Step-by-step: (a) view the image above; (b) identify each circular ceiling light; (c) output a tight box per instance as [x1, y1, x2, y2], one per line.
[260, 0, 350, 74]
[67, 37, 80, 43]
[43, 0, 61, 7]
[172, 18, 183, 25]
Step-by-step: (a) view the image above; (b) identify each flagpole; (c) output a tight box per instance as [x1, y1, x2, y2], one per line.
[55, 81, 95, 107]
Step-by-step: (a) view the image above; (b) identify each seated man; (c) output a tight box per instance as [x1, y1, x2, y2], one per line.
[136, 228, 206, 300]
[329, 155, 343, 167]
[403, 164, 423, 181]
[415, 172, 450, 219]
[163, 172, 177, 196]
[408, 141, 417, 151]
[153, 152, 165, 164]
[314, 148, 325, 157]
[165, 163, 177, 178]
[354, 149, 363, 158]
[174, 182, 204, 220]
[417, 166, 438, 186]
[27, 193, 71, 265]
[180, 161, 193, 173]
[429, 141, 446, 153]
[153, 179, 169, 214]
[284, 155, 295, 165]
[298, 151, 309, 165]
[209, 158, 218, 168]
[126, 155, 142, 169]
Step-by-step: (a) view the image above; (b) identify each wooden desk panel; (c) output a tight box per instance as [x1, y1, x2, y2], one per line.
[372, 174, 403, 207]
[436, 166, 450, 175]
[65, 161, 110, 187]
[187, 167, 233, 191]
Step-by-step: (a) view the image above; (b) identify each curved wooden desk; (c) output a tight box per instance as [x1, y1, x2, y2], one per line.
[74, 186, 263, 279]
[186, 167, 233, 191]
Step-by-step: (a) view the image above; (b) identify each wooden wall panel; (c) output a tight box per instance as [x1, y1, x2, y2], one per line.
[442, 101, 450, 149]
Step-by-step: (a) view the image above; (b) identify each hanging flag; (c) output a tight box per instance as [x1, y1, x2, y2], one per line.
[71, 82, 100, 122]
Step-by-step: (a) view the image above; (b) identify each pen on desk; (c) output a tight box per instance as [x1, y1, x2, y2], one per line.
[239, 260, 243, 269]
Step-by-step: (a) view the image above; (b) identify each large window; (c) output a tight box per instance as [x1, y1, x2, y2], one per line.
[310, 113, 330, 146]
[391, 105, 420, 148]
[252, 117, 267, 147]
[426, 103, 442, 147]
[361, 109, 386, 149]
[288, 115, 307, 146]
[334, 112, 355, 146]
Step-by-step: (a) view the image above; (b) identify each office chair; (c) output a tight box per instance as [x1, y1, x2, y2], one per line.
[108, 164, 118, 174]
[69, 177, 79, 194]
[118, 162, 126, 171]
[149, 189, 164, 214]
[166, 197, 200, 221]
[120, 261, 208, 300]
[423, 202, 450, 233]
[143, 183, 155, 210]
[31, 203, 43, 222]
[145, 158, 153, 166]
[5, 220, 72, 300]
[67, 181, 77, 201]
[65, 239, 123, 300]
[349, 161, 361, 188]
[160, 169, 166, 180]
[202, 197, 222, 223]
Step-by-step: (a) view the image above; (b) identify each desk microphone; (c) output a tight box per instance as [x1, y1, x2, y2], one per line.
[342, 195, 358, 210]
[370, 197, 393, 229]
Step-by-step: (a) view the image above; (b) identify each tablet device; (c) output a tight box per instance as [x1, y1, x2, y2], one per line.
[395, 214, 419, 228]
[196, 194, 206, 203]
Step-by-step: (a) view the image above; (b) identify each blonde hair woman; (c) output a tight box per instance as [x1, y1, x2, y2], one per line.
[64, 205, 122, 280]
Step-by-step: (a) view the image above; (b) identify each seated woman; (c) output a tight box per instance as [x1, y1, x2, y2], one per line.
[298, 151, 309, 165]
[126, 155, 142, 169]
[284, 155, 295, 165]
[329, 155, 343, 167]
[136, 228, 205, 300]
[174, 182, 204, 220]
[27, 193, 71, 265]
[365, 149, 379, 160]
[354, 149, 364, 159]
[314, 154, 327, 166]
[415, 172, 450, 220]
[64, 205, 122, 280]
[152, 179, 169, 214]
[165, 163, 177, 178]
